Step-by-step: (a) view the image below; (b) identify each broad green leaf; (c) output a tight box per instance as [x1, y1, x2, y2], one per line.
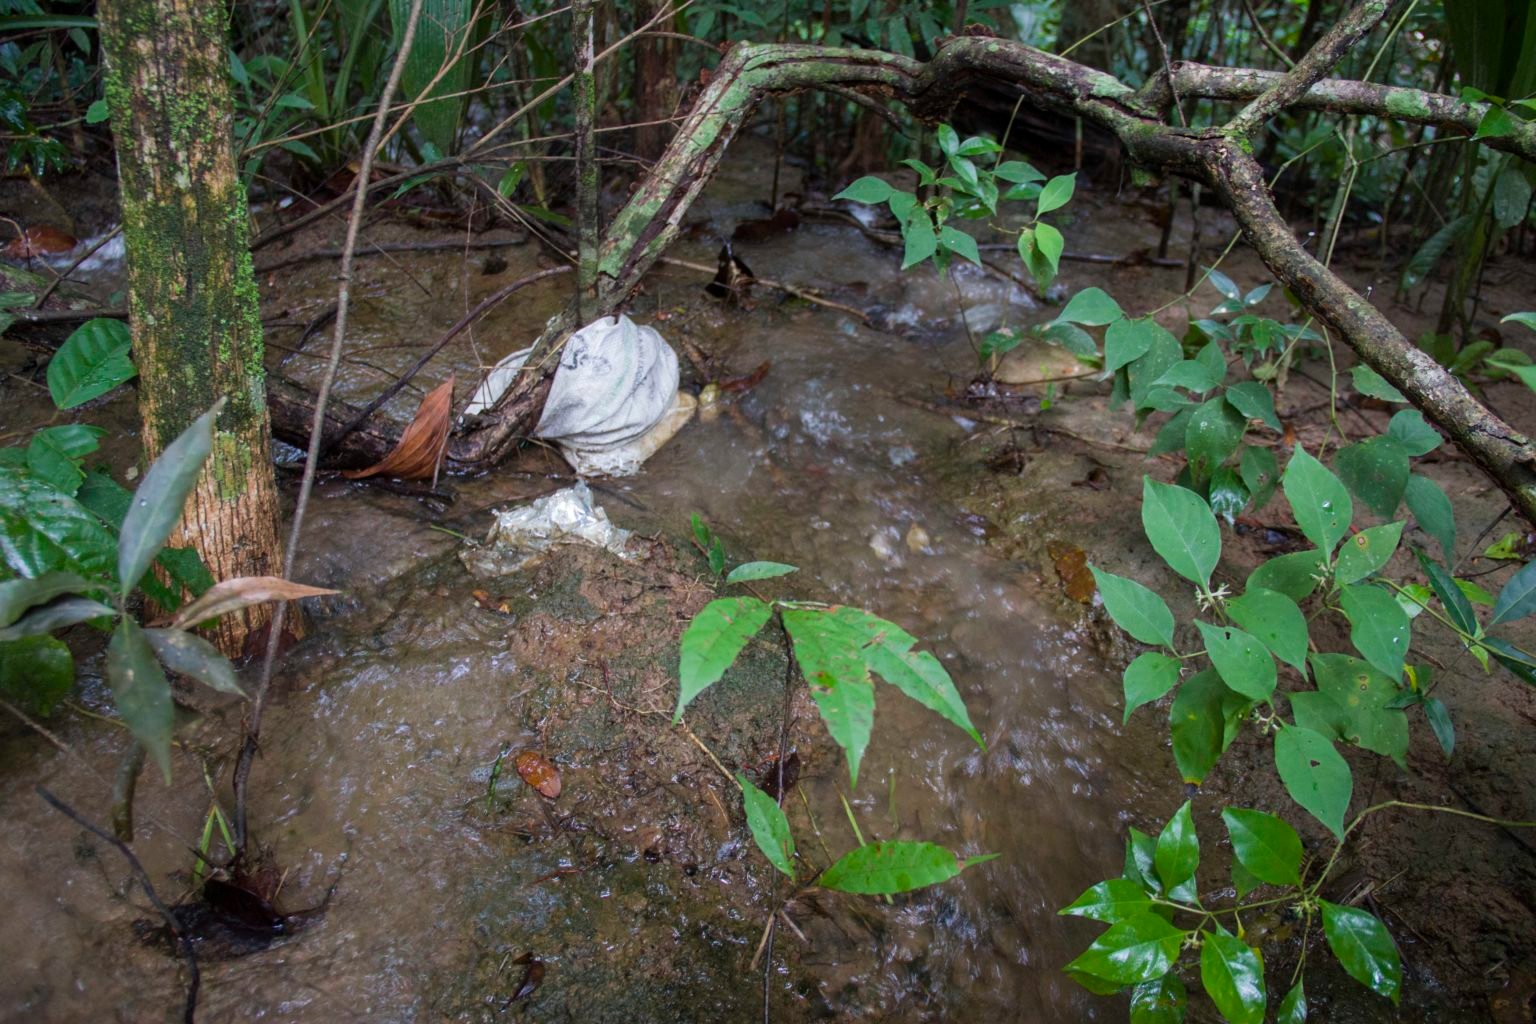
[386, 0, 474, 155]
[106, 617, 173, 781]
[1209, 467, 1249, 525]
[900, 206, 938, 269]
[1154, 800, 1199, 897]
[1149, 410, 1194, 457]
[995, 160, 1045, 184]
[819, 840, 975, 894]
[1493, 165, 1533, 229]
[935, 124, 960, 155]
[1502, 311, 1536, 333]
[1424, 696, 1455, 756]
[1386, 410, 1441, 456]
[1232, 858, 1261, 900]
[1129, 332, 1184, 410]
[1220, 807, 1302, 886]
[1247, 548, 1327, 601]
[1334, 522, 1404, 586]
[1283, 449, 1351, 555]
[25, 425, 105, 494]
[1064, 913, 1186, 985]
[1404, 474, 1455, 560]
[1278, 980, 1307, 1024]
[1060, 878, 1154, 923]
[0, 571, 93, 628]
[1141, 478, 1221, 588]
[1320, 900, 1401, 1003]
[674, 596, 772, 721]
[1090, 566, 1175, 646]
[1105, 318, 1165, 374]
[47, 318, 136, 409]
[0, 467, 118, 580]
[1336, 437, 1410, 519]
[939, 225, 982, 267]
[1339, 583, 1410, 680]
[1154, 359, 1225, 393]
[144, 627, 245, 696]
[1351, 364, 1406, 402]
[1058, 287, 1125, 327]
[86, 99, 109, 124]
[1017, 227, 1056, 290]
[1126, 827, 1160, 894]
[783, 608, 875, 785]
[1239, 445, 1279, 512]
[1170, 669, 1230, 784]
[725, 561, 797, 584]
[1066, 968, 1126, 996]
[1129, 974, 1186, 1024]
[0, 635, 74, 716]
[1036, 172, 1077, 215]
[1039, 320, 1097, 358]
[865, 640, 981, 748]
[1226, 587, 1308, 673]
[1274, 724, 1352, 838]
[1123, 652, 1180, 723]
[1185, 398, 1246, 482]
[1401, 214, 1472, 290]
[1491, 558, 1536, 627]
[1308, 653, 1410, 765]
[1196, 621, 1276, 700]
[1199, 929, 1266, 1024]
[0, 596, 115, 641]
[737, 773, 795, 876]
[118, 402, 221, 596]
[833, 176, 895, 204]
[1205, 267, 1240, 301]
[1418, 552, 1477, 635]
[1034, 222, 1064, 277]
[1225, 382, 1281, 431]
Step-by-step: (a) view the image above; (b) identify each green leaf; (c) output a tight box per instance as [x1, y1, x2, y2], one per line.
[1221, 807, 1302, 886]
[1386, 410, 1440, 457]
[1239, 445, 1279, 512]
[1034, 222, 1064, 274]
[1090, 566, 1175, 646]
[1278, 980, 1307, 1024]
[833, 176, 894, 204]
[1060, 878, 1155, 923]
[1129, 974, 1187, 1024]
[1231, 858, 1261, 899]
[1197, 621, 1276, 700]
[25, 425, 105, 494]
[1039, 320, 1098, 358]
[674, 596, 772, 721]
[1503, 311, 1536, 333]
[1283, 448, 1352, 555]
[1205, 267, 1241, 301]
[1226, 587, 1309, 674]
[1209, 467, 1249, 525]
[1154, 800, 1199, 897]
[725, 561, 798, 584]
[1126, 827, 1160, 894]
[737, 773, 795, 876]
[1153, 359, 1225, 393]
[1036, 172, 1077, 216]
[1185, 398, 1246, 482]
[85, 99, 109, 124]
[1307, 653, 1409, 765]
[1336, 438, 1410, 519]
[782, 608, 875, 785]
[1122, 652, 1181, 724]
[1424, 696, 1455, 756]
[900, 206, 939, 269]
[1473, 104, 1516, 139]
[1141, 477, 1221, 588]
[1351, 365, 1406, 402]
[864, 637, 980, 748]
[1128, 337, 1184, 412]
[1401, 214, 1472, 290]
[1274, 724, 1352, 838]
[1058, 287, 1125, 327]
[0, 571, 93, 628]
[0, 467, 118, 580]
[995, 161, 1044, 184]
[47, 318, 136, 409]
[143, 627, 244, 696]
[1170, 669, 1233, 784]
[1334, 522, 1404, 586]
[935, 123, 960, 155]
[1064, 913, 1186, 986]
[106, 617, 173, 781]
[1404, 474, 1455, 561]
[1491, 558, 1536, 627]
[1225, 382, 1281, 431]
[118, 402, 222, 596]
[1493, 165, 1534, 229]
[1339, 583, 1410, 680]
[1199, 929, 1266, 1024]
[1246, 548, 1327, 601]
[1418, 552, 1477, 635]
[0, 596, 115, 641]
[1320, 900, 1401, 1003]
[939, 226, 982, 267]
[1105, 318, 1165, 375]
[819, 840, 975, 894]
[0, 635, 74, 716]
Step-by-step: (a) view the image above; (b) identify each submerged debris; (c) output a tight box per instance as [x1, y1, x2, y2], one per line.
[461, 481, 633, 577]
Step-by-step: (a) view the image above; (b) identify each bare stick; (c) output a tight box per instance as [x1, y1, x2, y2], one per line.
[32, 227, 121, 309]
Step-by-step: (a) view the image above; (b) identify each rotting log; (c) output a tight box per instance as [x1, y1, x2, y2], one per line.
[318, 0, 1536, 523]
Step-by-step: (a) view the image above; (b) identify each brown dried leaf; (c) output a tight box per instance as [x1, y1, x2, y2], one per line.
[718, 361, 771, 394]
[514, 750, 561, 799]
[1049, 543, 1096, 604]
[4, 224, 78, 259]
[343, 374, 455, 481]
[168, 576, 339, 630]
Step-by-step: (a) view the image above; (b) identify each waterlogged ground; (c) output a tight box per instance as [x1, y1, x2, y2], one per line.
[3, 137, 1536, 1022]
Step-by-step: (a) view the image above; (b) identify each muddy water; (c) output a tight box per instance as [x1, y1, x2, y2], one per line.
[2, 148, 1284, 1022]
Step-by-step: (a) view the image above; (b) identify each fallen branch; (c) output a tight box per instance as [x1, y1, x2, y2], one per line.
[658, 255, 872, 323]
[252, 236, 528, 275]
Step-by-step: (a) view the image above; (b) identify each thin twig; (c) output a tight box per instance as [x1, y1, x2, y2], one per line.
[659, 256, 872, 323]
[32, 226, 120, 309]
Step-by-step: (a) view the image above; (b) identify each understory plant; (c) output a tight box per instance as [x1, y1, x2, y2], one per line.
[675, 515, 994, 895]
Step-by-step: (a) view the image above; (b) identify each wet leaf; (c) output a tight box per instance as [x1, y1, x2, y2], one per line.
[1196, 621, 1276, 700]
[1239, 445, 1279, 512]
[1417, 552, 1476, 635]
[725, 561, 797, 584]
[344, 375, 455, 481]
[514, 750, 561, 798]
[0, 635, 74, 716]
[1278, 979, 1307, 1024]
[1089, 566, 1174, 647]
[202, 877, 285, 934]
[819, 840, 977, 894]
[144, 627, 245, 696]
[1185, 398, 1245, 482]
[26, 425, 105, 494]
[1283, 448, 1351, 555]
[1491, 558, 1536, 628]
[0, 467, 119, 579]
[1141, 478, 1221, 588]
[0, 571, 93, 628]
[1129, 974, 1186, 1023]
[1424, 697, 1455, 756]
[1226, 587, 1308, 674]
[47, 318, 136, 409]
[1338, 583, 1410, 680]
[1220, 807, 1302, 886]
[1224, 382, 1281, 431]
[674, 596, 772, 721]
[1125, 827, 1159, 894]
[168, 576, 339, 630]
[119, 402, 222, 596]
[1064, 913, 1186, 985]
[1058, 287, 1124, 327]
[107, 617, 174, 781]
[1170, 669, 1230, 784]
[1154, 800, 1199, 898]
[1386, 410, 1441, 457]
[1334, 522, 1404, 586]
[1274, 724, 1351, 839]
[1246, 548, 1327, 601]
[1104, 318, 1165, 374]
[1199, 929, 1266, 1024]
[1123, 652, 1180, 724]
[0, 595, 115, 641]
[1060, 878, 1154, 923]
[510, 958, 544, 1002]
[737, 773, 794, 876]
[1051, 544, 1096, 604]
[783, 607, 875, 784]
[1320, 900, 1401, 1003]
[1335, 437, 1410, 520]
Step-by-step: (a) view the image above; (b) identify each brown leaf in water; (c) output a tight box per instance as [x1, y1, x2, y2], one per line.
[343, 374, 455, 481]
[202, 878, 286, 935]
[510, 957, 545, 1002]
[471, 589, 513, 614]
[4, 224, 77, 259]
[1049, 543, 1096, 604]
[167, 576, 339, 629]
[1072, 466, 1111, 491]
[515, 750, 561, 799]
[718, 361, 770, 394]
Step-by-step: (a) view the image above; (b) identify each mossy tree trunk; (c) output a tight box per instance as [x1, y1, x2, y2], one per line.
[98, 0, 286, 655]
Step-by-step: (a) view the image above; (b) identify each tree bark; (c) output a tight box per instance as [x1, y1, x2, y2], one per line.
[98, 0, 287, 655]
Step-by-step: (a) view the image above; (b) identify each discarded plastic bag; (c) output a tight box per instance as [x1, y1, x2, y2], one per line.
[460, 480, 632, 577]
[464, 314, 693, 476]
